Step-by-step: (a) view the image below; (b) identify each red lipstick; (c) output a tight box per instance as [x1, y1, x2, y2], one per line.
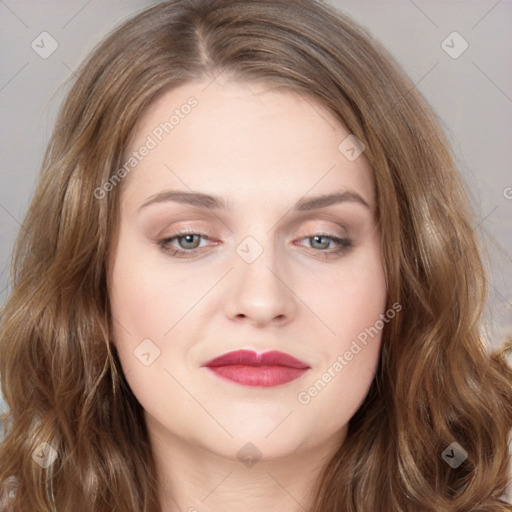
[201, 349, 310, 387]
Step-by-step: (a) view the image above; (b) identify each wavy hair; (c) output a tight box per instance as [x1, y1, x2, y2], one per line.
[1, 0, 511, 510]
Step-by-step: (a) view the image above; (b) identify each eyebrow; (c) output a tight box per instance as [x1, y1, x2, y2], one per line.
[138, 189, 370, 213]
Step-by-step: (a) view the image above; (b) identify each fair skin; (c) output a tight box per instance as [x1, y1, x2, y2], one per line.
[109, 78, 387, 512]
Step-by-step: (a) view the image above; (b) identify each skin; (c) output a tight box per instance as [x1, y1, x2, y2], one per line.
[109, 77, 387, 512]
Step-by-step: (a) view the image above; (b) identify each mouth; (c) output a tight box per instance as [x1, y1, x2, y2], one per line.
[201, 349, 311, 388]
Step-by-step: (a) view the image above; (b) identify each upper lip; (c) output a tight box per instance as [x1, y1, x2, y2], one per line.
[202, 349, 310, 369]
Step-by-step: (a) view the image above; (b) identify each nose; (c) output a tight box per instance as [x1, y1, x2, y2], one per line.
[224, 242, 298, 327]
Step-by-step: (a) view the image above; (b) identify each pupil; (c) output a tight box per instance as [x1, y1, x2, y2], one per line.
[313, 236, 328, 249]
[181, 234, 198, 248]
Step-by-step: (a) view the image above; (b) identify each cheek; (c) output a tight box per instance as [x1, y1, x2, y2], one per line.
[308, 238, 387, 345]
[297, 340, 381, 443]
[108, 233, 171, 371]
[294, 238, 386, 425]
[108, 246, 183, 416]
[109, 265, 161, 341]
[108, 233, 212, 389]
[109, 236, 193, 340]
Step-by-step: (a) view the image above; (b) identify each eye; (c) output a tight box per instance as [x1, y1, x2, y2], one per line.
[157, 231, 353, 259]
[296, 233, 353, 255]
[157, 231, 214, 258]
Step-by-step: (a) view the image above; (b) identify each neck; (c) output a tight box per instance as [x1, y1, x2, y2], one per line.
[146, 415, 346, 512]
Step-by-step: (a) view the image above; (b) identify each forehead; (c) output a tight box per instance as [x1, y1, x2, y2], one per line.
[120, 79, 375, 213]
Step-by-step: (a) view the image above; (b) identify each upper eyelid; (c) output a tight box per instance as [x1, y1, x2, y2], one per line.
[160, 218, 351, 237]
[147, 208, 360, 237]
[164, 228, 348, 239]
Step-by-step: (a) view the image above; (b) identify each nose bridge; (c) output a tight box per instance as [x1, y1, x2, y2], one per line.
[225, 230, 295, 324]
[235, 231, 281, 292]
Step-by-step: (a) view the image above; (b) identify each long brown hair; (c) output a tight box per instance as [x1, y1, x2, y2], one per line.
[1, 1, 511, 510]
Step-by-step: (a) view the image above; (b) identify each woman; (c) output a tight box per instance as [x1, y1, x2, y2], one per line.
[1, 0, 511, 510]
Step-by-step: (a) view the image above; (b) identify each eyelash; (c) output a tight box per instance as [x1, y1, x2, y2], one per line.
[157, 230, 354, 259]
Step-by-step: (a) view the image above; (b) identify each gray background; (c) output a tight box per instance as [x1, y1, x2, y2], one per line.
[1, 0, 511, 492]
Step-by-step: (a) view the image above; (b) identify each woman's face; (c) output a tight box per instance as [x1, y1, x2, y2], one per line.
[109, 79, 387, 461]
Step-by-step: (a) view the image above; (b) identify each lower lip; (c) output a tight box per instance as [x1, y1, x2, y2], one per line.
[205, 365, 309, 387]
